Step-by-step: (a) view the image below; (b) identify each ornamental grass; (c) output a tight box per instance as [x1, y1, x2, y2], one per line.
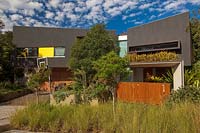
[11, 102, 200, 133]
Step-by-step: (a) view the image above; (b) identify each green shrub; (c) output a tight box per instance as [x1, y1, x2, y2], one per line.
[11, 102, 200, 132]
[128, 51, 179, 63]
[169, 86, 200, 103]
[0, 82, 25, 95]
[145, 75, 164, 82]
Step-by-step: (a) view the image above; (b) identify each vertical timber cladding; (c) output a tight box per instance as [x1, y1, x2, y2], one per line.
[51, 68, 73, 82]
[117, 82, 170, 104]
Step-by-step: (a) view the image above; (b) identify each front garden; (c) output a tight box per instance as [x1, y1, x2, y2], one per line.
[11, 102, 200, 132]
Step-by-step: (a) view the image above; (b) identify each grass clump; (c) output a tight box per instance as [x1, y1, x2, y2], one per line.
[11, 102, 200, 133]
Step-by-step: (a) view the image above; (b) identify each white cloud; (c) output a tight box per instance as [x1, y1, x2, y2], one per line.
[149, 15, 156, 20]
[49, 0, 60, 8]
[45, 11, 54, 19]
[162, 0, 200, 11]
[0, 0, 42, 11]
[134, 21, 143, 25]
[10, 14, 23, 21]
[139, 3, 152, 9]
[86, 0, 103, 9]
[0, 0, 200, 32]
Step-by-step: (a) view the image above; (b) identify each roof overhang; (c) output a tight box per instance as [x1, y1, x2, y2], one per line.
[130, 61, 181, 68]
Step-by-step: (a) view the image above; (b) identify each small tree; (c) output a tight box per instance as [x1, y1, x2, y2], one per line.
[93, 51, 130, 115]
[27, 67, 50, 103]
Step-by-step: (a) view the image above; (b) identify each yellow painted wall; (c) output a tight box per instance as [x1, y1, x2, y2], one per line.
[38, 47, 54, 57]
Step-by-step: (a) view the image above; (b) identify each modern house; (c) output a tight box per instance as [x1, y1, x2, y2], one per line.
[13, 12, 192, 91]
[128, 12, 192, 90]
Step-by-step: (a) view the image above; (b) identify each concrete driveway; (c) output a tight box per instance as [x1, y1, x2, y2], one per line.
[0, 106, 24, 132]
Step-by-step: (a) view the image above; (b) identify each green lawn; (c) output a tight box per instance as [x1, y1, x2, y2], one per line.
[11, 102, 200, 133]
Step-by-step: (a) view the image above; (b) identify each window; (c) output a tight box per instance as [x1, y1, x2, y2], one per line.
[28, 48, 38, 57]
[129, 41, 180, 53]
[118, 41, 127, 57]
[38, 47, 54, 57]
[55, 47, 65, 57]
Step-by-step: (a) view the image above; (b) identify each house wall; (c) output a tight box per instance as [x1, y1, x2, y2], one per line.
[13, 26, 116, 68]
[128, 12, 192, 66]
[132, 68, 144, 82]
[13, 26, 89, 68]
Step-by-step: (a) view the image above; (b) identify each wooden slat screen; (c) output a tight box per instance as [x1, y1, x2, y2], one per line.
[117, 82, 170, 104]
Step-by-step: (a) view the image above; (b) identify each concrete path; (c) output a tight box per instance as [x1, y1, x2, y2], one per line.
[0, 106, 24, 132]
[3, 130, 49, 133]
[0, 92, 50, 132]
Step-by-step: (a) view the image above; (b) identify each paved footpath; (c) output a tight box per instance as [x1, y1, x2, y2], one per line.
[0, 106, 24, 132]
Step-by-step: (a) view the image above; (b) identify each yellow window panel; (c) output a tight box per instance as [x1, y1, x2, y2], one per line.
[38, 47, 54, 57]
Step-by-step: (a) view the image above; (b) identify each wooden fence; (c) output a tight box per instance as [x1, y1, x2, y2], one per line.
[117, 82, 170, 104]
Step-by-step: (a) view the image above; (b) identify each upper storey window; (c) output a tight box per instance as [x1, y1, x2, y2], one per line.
[129, 41, 180, 53]
[17, 48, 38, 57]
[38, 47, 65, 58]
[38, 47, 54, 57]
[55, 47, 65, 57]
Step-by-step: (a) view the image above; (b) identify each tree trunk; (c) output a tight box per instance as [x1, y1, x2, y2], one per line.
[36, 88, 39, 104]
[112, 88, 116, 121]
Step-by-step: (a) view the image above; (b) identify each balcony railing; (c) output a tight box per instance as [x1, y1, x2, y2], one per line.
[128, 51, 180, 63]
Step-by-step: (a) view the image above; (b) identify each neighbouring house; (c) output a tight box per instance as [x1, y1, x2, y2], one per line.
[13, 26, 116, 91]
[13, 27, 88, 91]
[13, 12, 192, 91]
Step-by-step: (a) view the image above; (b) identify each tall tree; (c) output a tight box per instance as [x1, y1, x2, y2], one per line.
[0, 31, 15, 82]
[190, 10, 200, 62]
[0, 19, 5, 30]
[69, 24, 119, 83]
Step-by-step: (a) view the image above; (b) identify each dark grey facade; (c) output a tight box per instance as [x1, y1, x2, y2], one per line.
[13, 26, 89, 67]
[128, 12, 192, 66]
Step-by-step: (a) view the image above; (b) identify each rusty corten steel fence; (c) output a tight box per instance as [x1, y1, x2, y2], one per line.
[117, 82, 171, 104]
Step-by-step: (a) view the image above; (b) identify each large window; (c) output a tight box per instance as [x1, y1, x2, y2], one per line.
[54, 47, 65, 57]
[129, 41, 180, 53]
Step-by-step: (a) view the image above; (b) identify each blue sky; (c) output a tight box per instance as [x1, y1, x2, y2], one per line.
[0, 0, 200, 34]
